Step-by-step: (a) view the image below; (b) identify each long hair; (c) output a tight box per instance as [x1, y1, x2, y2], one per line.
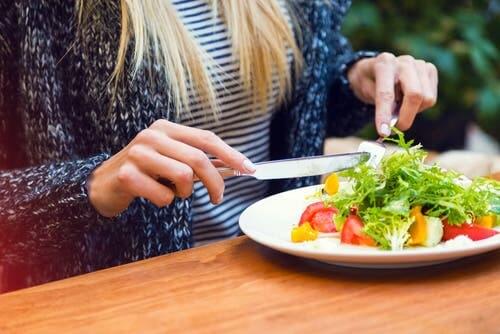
[77, 0, 303, 117]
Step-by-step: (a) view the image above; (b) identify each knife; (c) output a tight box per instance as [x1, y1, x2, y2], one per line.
[196, 152, 370, 181]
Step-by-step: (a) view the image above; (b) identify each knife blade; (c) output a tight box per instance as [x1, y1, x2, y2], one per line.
[208, 152, 370, 180]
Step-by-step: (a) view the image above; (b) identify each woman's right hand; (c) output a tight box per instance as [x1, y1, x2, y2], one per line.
[88, 120, 256, 217]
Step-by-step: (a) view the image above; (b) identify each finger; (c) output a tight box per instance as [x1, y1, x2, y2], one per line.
[151, 120, 255, 174]
[128, 145, 194, 199]
[141, 130, 225, 204]
[360, 79, 376, 105]
[211, 159, 228, 168]
[167, 140, 225, 204]
[427, 62, 438, 106]
[397, 56, 424, 130]
[117, 163, 175, 207]
[415, 60, 435, 110]
[346, 57, 376, 103]
[374, 53, 397, 136]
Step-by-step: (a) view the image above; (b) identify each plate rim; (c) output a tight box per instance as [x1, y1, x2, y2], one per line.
[239, 184, 500, 264]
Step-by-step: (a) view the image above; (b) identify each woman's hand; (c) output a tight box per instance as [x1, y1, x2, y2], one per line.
[88, 120, 256, 217]
[347, 53, 438, 136]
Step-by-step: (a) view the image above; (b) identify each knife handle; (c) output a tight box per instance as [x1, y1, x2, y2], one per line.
[159, 167, 243, 188]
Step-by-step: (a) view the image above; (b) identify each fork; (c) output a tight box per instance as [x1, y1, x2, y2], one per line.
[358, 112, 399, 167]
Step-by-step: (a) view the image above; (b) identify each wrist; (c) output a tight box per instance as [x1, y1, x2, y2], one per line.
[88, 160, 131, 218]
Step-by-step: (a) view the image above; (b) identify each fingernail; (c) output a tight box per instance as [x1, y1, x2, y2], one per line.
[380, 123, 391, 137]
[215, 194, 223, 205]
[243, 159, 256, 173]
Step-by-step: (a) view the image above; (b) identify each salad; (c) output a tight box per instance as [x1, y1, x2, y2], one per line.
[291, 130, 500, 250]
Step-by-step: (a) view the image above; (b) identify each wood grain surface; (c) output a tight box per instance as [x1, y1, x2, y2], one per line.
[1, 236, 499, 334]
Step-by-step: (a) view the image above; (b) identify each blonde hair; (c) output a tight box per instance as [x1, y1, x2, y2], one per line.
[78, 0, 303, 117]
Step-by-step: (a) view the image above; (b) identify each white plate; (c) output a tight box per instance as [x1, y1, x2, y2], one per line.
[239, 185, 500, 268]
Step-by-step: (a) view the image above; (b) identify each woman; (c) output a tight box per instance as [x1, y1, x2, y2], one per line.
[0, 0, 437, 292]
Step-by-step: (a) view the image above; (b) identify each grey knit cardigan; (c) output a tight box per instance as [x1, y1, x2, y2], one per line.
[0, 0, 374, 291]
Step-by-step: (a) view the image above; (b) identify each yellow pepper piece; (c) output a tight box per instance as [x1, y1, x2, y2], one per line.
[476, 215, 496, 228]
[291, 222, 319, 243]
[409, 206, 427, 246]
[324, 173, 340, 195]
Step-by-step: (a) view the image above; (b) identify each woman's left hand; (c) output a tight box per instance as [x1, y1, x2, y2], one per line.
[347, 53, 438, 136]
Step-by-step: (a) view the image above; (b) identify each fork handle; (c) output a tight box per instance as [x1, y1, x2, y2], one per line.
[193, 167, 241, 181]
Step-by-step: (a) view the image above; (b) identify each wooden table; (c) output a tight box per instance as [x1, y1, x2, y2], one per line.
[1, 237, 499, 333]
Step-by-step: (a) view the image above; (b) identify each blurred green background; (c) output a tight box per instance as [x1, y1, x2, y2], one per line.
[343, 0, 500, 151]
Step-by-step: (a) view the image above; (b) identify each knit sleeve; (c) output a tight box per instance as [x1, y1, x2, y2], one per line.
[0, 2, 22, 169]
[325, 0, 377, 137]
[0, 154, 114, 263]
[0, 4, 114, 265]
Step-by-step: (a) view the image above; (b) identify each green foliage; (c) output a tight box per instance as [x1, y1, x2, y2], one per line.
[343, 0, 500, 142]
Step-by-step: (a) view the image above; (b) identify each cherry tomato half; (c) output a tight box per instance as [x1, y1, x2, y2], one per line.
[340, 208, 376, 246]
[442, 220, 498, 241]
[310, 208, 337, 233]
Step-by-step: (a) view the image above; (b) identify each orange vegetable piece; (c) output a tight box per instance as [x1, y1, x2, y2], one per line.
[291, 222, 319, 243]
[324, 173, 340, 195]
[476, 215, 496, 229]
[409, 206, 427, 246]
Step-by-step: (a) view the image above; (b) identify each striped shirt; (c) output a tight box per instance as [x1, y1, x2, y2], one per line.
[172, 0, 293, 246]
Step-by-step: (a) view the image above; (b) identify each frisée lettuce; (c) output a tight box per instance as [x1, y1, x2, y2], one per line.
[320, 129, 500, 250]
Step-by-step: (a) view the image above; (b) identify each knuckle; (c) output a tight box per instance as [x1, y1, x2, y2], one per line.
[377, 52, 396, 63]
[127, 144, 147, 161]
[117, 164, 135, 185]
[190, 150, 209, 169]
[427, 62, 438, 74]
[200, 130, 218, 143]
[151, 119, 170, 129]
[135, 128, 155, 143]
[398, 55, 415, 63]
[174, 167, 194, 184]
[415, 59, 426, 67]
[376, 91, 395, 103]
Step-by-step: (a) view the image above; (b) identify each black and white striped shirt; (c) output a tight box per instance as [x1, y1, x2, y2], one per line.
[173, 0, 292, 245]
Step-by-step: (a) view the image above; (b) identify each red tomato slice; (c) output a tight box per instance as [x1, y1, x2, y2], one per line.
[299, 202, 329, 225]
[340, 216, 362, 244]
[341, 212, 376, 246]
[442, 221, 498, 241]
[310, 208, 337, 232]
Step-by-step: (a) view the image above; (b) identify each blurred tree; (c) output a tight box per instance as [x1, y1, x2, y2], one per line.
[343, 0, 499, 150]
